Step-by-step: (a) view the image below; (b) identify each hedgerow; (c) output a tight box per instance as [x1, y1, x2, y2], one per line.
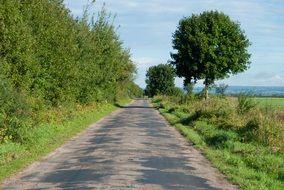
[0, 1, 142, 142]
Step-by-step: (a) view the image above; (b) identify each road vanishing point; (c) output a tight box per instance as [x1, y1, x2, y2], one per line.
[3, 99, 237, 190]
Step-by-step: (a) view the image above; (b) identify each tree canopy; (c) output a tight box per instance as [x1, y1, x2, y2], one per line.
[0, 0, 138, 105]
[0, 0, 141, 142]
[171, 11, 251, 98]
[145, 64, 176, 97]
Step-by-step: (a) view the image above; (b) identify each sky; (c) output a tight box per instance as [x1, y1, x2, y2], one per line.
[64, 0, 284, 88]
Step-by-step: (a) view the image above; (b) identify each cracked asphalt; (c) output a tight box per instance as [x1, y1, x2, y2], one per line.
[2, 99, 238, 190]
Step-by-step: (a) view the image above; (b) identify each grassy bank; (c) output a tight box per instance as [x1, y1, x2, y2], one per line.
[153, 96, 283, 190]
[0, 99, 130, 183]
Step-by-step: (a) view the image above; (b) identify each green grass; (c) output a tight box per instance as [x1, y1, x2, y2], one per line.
[253, 97, 284, 109]
[153, 97, 284, 190]
[0, 99, 131, 184]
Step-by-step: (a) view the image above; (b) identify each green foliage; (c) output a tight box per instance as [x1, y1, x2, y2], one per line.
[0, 0, 36, 91]
[153, 95, 284, 189]
[0, 80, 32, 143]
[237, 93, 257, 114]
[127, 81, 144, 98]
[1, 0, 136, 105]
[167, 87, 185, 97]
[0, 101, 127, 183]
[171, 11, 251, 97]
[0, 1, 138, 142]
[145, 64, 176, 97]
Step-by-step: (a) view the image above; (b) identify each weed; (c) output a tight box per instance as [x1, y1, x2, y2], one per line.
[214, 83, 229, 97]
[0, 100, 130, 183]
[237, 93, 257, 114]
[153, 95, 284, 190]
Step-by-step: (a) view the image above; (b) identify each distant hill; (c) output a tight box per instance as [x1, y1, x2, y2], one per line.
[193, 86, 284, 96]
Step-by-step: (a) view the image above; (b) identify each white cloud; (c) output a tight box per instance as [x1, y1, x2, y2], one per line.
[64, 0, 284, 87]
[133, 57, 161, 70]
[218, 72, 284, 86]
[265, 74, 284, 86]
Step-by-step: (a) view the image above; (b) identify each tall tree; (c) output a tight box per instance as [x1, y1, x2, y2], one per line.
[0, 0, 36, 91]
[0, 0, 139, 141]
[171, 11, 251, 99]
[145, 64, 175, 97]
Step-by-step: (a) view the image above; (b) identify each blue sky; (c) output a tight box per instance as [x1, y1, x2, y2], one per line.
[64, 0, 284, 88]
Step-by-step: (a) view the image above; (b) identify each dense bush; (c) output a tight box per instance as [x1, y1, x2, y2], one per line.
[0, 1, 141, 142]
[0, 80, 32, 143]
[145, 64, 176, 97]
[127, 81, 144, 98]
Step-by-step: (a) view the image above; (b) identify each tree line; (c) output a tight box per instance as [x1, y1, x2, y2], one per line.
[146, 11, 251, 98]
[0, 0, 142, 142]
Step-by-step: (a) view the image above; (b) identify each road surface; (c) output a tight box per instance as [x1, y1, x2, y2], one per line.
[3, 99, 237, 190]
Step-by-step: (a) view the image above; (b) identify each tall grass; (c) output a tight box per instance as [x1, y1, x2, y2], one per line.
[0, 99, 131, 183]
[153, 95, 284, 190]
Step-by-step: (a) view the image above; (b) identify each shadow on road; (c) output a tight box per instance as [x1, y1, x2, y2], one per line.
[114, 103, 153, 109]
[3, 99, 232, 190]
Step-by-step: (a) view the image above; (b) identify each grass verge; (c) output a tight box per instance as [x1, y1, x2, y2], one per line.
[0, 99, 131, 184]
[153, 97, 284, 190]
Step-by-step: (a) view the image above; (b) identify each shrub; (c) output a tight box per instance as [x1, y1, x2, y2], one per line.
[0, 80, 32, 143]
[239, 117, 260, 142]
[167, 87, 185, 97]
[215, 83, 229, 96]
[237, 93, 257, 114]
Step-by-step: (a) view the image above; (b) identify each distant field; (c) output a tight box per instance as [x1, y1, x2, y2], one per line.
[253, 97, 284, 108]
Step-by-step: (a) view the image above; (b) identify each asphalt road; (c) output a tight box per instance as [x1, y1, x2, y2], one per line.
[3, 99, 237, 190]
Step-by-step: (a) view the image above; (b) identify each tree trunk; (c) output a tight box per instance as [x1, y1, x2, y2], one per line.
[204, 78, 209, 100]
[204, 84, 209, 100]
